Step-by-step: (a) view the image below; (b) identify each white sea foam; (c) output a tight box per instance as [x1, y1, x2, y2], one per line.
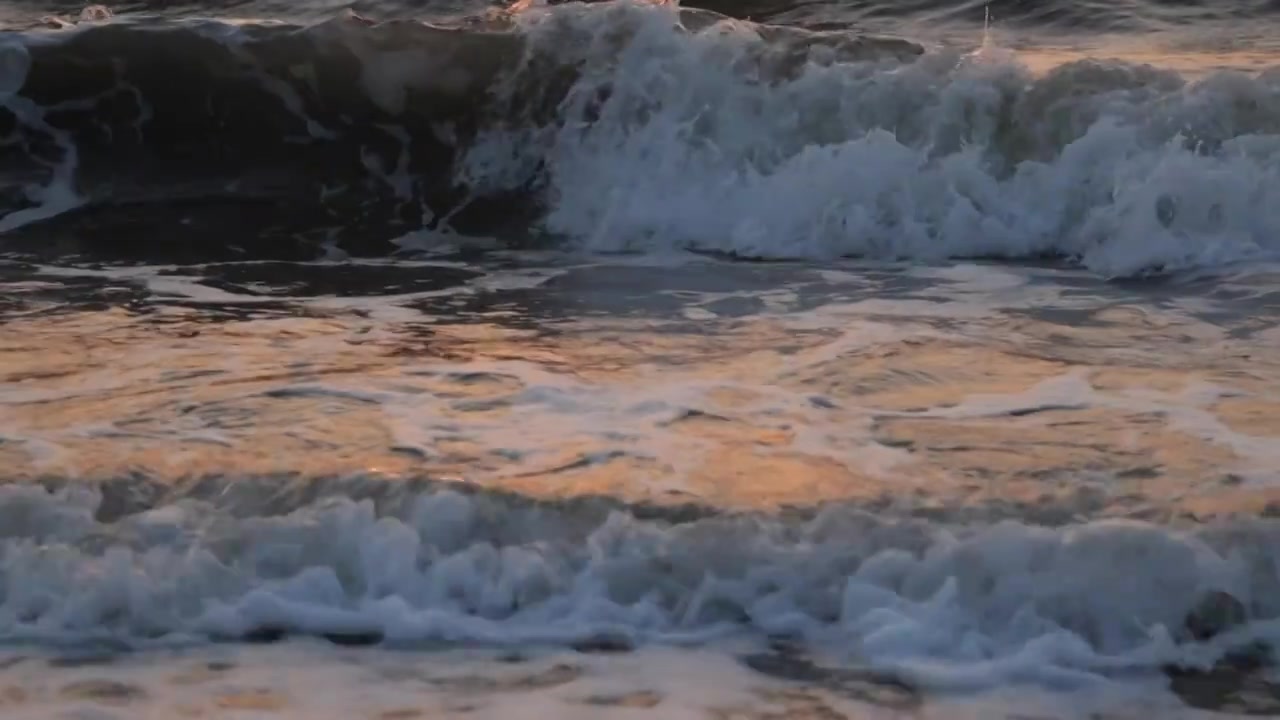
[0, 481, 1277, 691]
[461, 2, 1280, 276]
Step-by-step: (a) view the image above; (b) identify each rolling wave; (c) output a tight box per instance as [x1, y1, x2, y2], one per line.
[2, 477, 1278, 690]
[1, 1, 1279, 274]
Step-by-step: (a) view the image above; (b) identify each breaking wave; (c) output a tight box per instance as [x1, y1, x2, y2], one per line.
[1, 477, 1279, 690]
[2, 1, 1280, 274]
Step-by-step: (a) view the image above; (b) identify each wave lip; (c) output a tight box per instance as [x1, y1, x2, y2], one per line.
[1, 479, 1278, 691]
[0, 6, 921, 252]
[2, 2, 1280, 275]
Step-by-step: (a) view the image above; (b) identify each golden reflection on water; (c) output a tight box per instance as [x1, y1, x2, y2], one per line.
[1016, 46, 1280, 79]
[2, 273, 1278, 521]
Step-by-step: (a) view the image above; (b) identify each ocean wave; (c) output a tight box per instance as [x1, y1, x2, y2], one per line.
[465, 2, 1280, 276]
[0, 478, 1278, 690]
[2, 2, 1280, 274]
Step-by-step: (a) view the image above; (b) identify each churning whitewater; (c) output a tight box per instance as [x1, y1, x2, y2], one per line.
[3, 478, 1280, 692]
[1, 1, 1278, 275]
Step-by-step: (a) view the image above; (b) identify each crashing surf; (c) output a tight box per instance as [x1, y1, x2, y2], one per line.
[0, 2, 1278, 274]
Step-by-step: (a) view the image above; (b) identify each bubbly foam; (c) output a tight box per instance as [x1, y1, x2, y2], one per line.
[0, 480, 1277, 692]
[460, 2, 1280, 276]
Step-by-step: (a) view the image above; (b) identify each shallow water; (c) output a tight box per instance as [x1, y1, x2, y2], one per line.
[3, 253, 1280, 716]
[0, 643, 1229, 720]
[4, 255, 1280, 514]
[3, 0, 1280, 715]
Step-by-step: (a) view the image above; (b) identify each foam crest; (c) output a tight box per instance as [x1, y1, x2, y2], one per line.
[1, 481, 1278, 689]
[462, 1, 1280, 275]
